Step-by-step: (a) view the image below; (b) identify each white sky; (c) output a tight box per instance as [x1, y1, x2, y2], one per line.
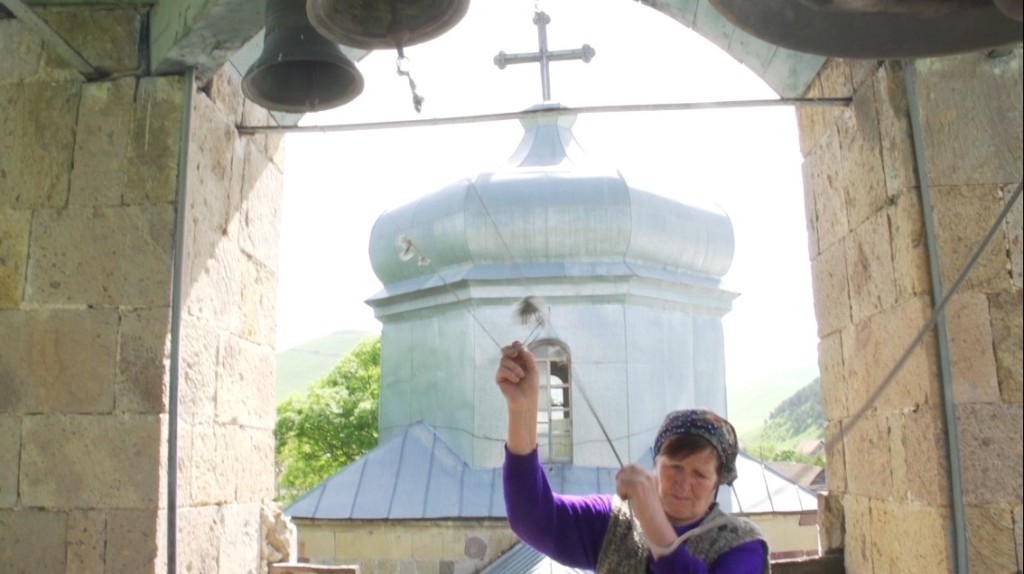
[275, 0, 821, 390]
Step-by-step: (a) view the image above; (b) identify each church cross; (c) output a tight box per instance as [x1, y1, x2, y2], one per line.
[493, 11, 595, 102]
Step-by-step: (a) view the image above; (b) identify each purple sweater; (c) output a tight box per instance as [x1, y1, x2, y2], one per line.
[503, 447, 767, 573]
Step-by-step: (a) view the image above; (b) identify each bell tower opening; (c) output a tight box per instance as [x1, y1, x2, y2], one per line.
[529, 339, 572, 464]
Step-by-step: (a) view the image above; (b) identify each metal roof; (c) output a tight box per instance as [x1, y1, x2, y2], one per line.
[288, 421, 819, 521]
[482, 543, 591, 574]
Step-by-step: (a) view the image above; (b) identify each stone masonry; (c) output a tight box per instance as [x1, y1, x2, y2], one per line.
[0, 8, 282, 574]
[799, 52, 1023, 573]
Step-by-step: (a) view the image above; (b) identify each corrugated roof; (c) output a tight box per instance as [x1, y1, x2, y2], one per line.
[482, 542, 591, 574]
[288, 422, 819, 521]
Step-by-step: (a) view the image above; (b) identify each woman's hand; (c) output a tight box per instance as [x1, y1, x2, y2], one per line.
[496, 341, 540, 455]
[616, 464, 678, 558]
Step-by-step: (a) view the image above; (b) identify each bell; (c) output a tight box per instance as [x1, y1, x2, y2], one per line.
[306, 0, 470, 50]
[710, 0, 1023, 58]
[242, 0, 364, 114]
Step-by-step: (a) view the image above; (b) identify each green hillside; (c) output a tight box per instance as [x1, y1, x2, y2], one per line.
[727, 362, 819, 438]
[276, 330, 375, 402]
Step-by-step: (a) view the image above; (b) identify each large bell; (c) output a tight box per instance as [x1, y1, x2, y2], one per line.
[242, 0, 364, 114]
[710, 0, 1023, 58]
[306, 0, 470, 50]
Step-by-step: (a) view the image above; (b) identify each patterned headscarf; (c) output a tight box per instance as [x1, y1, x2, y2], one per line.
[653, 408, 739, 486]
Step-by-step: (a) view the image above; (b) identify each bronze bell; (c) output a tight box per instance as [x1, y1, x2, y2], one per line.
[710, 0, 1023, 58]
[242, 0, 365, 114]
[305, 0, 470, 50]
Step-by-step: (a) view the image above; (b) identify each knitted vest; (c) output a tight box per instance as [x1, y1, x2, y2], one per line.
[595, 498, 771, 573]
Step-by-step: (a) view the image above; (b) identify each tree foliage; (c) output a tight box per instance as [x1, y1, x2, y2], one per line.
[275, 335, 381, 504]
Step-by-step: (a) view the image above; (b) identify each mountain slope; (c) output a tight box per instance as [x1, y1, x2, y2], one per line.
[276, 330, 375, 402]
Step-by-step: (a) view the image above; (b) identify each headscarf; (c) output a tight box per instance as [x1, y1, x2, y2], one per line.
[653, 408, 739, 485]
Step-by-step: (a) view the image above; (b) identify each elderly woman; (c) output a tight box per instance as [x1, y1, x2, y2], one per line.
[496, 341, 770, 573]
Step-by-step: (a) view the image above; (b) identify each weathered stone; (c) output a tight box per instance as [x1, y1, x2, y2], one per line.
[178, 317, 219, 424]
[956, 403, 1023, 504]
[849, 59, 880, 93]
[0, 81, 78, 209]
[874, 61, 917, 197]
[239, 144, 283, 269]
[870, 499, 952, 572]
[915, 52, 1023, 187]
[0, 509, 68, 573]
[818, 331, 848, 419]
[943, 293, 1000, 404]
[841, 413, 893, 499]
[106, 509, 162, 574]
[209, 64, 245, 127]
[819, 59, 854, 100]
[1014, 504, 1023, 570]
[888, 189, 930, 300]
[67, 510, 107, 574]
[190, 87, 240, 236]
[0, 309, 117, 414]
[262, 502, 298, 564]
[0, 20, 42, 83]
[20, 414, 162, 508]
[0, 416, 19, 506]
[890, 406, 948, 505]
[187, 423, 233, 505]
[845, 297, 940, 412]
[26, 205, 175, 307]
[124, 76, 185, 205]
[231, 426, 276, 502]
[840, 495, 873, 573]
[37, 7, 142, 75]
[811, 242, 851, 337]
[806, 127, 849, 252]
[838, 79, 889, 229]
[217, 335, 276, 429]
[796, 75, 829, 157]
[117, 307, 170, 413]
[183, 238, 244, 329]
[800, 158, 821, 258]
[177, 505, 220, 574]
[824, 420, 847, 494]
[0, 208, 30, 308]
[966, 504, 1018, 573]
[70, 78, 136, 206]
[988, 290, 1023, 403]
[218, 503, 261, 572]
[933, 184, 1014, 293]
[846, 210, 897, 323]
[1005, 181, 1023, 289]
[239, 257, 279, 347]
[817, 492, 844, 554]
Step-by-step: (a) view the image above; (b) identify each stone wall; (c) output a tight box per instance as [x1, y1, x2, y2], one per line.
[798, 51, 1023, 573]
[0, 9, 282, 573]
[295, 519, 519, 574]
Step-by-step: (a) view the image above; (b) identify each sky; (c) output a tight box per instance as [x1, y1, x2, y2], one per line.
[275, 0, 821, 391]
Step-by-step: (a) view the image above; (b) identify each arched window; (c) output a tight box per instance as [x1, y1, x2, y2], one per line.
[529, 339, 572, 464]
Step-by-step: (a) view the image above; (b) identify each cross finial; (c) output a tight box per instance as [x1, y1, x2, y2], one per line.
[493, 11, 595, 101]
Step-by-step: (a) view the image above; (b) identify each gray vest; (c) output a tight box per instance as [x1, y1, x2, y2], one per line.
[595, 498, 771, 573]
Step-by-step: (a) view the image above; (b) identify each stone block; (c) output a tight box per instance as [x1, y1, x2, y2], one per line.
[106, 509, 162, 574]
[1015, 504, 1023, 570]
[817, 492, 844, 554]
[20, 414, 162, 508]
[819, 59, 854, 97]
[70, 78, 136, 206]
[67, 510, 106, 574]
[209, 64, 245, 127]
[915, 53, 1023, 187]
[189, 87, 241, 240]
[179, 317, 219, 424]
[231, 426, 276, 502]
[849, 59, 881, 92]
[846, 297, 940, 413]
[841, 413, 893, 499]
[933, 184, 1014, 293]
[869, 499, 952, 572]
[124, 76, 185, 205]
[183, 239, 244, 329]
[888, 190, 930, 300]
[218, 503, 261, 573]
[186, 423, 234, 505]
[805, 128, 848, 252]
[966, 504, 1018, 573]
[37, 7, 141, 75]
[838, 80, 889, 229]
[811, 242, 851, 337]
[801, 159, 820, 259]
[890, 406, 948, 506]
[957, 403, 1023, 505]
[177, 505, 220, 574]
[840, 495, 872, 573]
[988, 290, 1023, 403]
[239, 257, 279, 347]
[0, 208, 30, 308]
[412, 528, 444, 561]
[0, 509, 68, 573]
[239, 144, 283, 270]
[0, 416, 19, 506]
[796, 75, 830, 157]
[1006, 181, 1023, 289]
[818, 331, 848, 419]
[823, 420, 846, 494]
[0, 309, 117, 414]
[874, 61, 917, 197]
[26, 205, 175, 307]
[0, 20, 42, 82]
[217, 335, 276, 429]
[944, 293, 1000, 404]
[117, 307, 170, 413]
[0, 81, 78, 209]
[845, 210, 897, 323]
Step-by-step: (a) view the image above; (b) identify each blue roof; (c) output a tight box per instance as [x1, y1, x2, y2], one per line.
[482, 542, 591, 574]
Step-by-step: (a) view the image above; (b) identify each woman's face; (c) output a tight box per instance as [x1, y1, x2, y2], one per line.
[656, 446, 720, 525]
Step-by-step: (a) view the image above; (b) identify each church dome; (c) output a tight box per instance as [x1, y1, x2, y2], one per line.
[368, 103, 734, 295]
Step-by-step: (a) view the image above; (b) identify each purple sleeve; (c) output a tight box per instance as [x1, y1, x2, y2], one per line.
[503, 446, 612, 569]
[650, 539, 767, 574]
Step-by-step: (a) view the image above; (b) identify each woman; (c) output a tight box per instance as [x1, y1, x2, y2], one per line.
[496, 341, 770, 573]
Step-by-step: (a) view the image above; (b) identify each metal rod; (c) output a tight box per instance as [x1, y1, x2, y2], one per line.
[2, 0, 100, 80]
[236, 97, 852, 135]
[904, 60, 968, 574]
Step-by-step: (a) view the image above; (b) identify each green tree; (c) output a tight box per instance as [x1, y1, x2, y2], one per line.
[274, 335, 381, 504]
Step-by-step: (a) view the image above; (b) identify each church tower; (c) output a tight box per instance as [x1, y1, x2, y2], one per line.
[366, 102, 737, 469]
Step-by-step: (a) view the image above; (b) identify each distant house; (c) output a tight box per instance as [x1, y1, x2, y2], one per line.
[796, 439, 825, 458]
[768, 461, 827, 493]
